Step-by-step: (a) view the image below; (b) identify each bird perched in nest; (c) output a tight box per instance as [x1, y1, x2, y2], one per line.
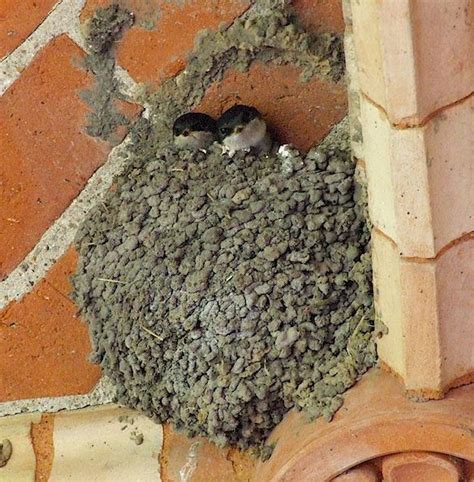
[172, 112, 217, 150]
[217, 104, 272, 157]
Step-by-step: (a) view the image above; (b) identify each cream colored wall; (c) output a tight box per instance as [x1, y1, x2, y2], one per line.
[346, 0, 474, 397]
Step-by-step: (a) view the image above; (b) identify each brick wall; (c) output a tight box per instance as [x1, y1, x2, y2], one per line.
[0, 1, 346, 479]
[0, 0, 345, 406]
[1, 0, 472, 480]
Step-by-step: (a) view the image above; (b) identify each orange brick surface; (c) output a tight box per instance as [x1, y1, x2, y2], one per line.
[160, 424, 256, 482]
[254, 369, 474, 481]
[82, 0, 251, 86]
[197, 62, 347, 152]
[31, 414, 55, 482]
[0, 248, 101, 402]
[81, 0, 161, 23]
[0, 0, 57, 58]
[292, 0, 345, 33]
[332, 463, 380, 481]
[382, 452, 464, 482]
[0, 35, 111, 280]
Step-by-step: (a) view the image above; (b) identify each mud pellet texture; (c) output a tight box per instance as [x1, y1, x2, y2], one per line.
[72, 118, 376, 450]
[73, 0, 375, 452]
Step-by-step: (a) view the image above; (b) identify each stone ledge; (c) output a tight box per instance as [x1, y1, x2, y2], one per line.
[361, 94, 473, 258]
[373, 231, 474, 395]
[350, 0, 473, 125]
[0, 405, 162, 481]
[253, 368, 474, 481]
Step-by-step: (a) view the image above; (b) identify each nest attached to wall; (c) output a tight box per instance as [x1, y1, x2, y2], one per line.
[73, 1, 377, 454]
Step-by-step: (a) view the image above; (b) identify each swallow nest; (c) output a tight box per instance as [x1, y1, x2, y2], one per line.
[72, 119, 376, 451]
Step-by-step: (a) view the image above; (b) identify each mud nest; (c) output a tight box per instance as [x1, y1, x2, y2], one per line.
[73, 0, 377, 456]
[72, 119, 376, 450]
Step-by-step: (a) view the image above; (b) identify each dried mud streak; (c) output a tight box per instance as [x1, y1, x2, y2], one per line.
[81, 5, 135, 142]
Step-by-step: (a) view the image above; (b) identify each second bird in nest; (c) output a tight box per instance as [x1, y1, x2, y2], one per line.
[217, 105, 272, 157]
[172, 112, 217, 150]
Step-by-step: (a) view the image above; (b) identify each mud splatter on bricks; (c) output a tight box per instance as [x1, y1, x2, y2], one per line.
[81, 5, 135, 141]
[82, 0, 344, 144]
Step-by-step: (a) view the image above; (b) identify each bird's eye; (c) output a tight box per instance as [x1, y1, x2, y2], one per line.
[182, 129, 190, 137]
[220, 127, 229, 136]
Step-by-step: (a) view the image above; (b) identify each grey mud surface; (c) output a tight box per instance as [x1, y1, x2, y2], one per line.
[73, 0, 377, 454]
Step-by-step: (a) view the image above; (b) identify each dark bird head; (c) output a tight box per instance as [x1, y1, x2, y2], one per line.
[217, 105, 261, 140]
[217, 105, 270, 156]
[172, 112, 217, 150]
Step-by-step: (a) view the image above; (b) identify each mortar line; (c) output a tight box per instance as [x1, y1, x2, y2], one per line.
[0, 0, 87, 96]
[372, 227, 474, 261]
[0, 2, 145, 307]
[65, 27, 145, 103]
[0, 136, 133, 310]
[0, 377, 117, 418]
[360, 90, 474, 131]
[0, 0, 62, 64]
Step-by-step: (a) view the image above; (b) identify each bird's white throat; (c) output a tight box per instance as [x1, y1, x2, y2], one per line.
[174, 131, 215, 150]
[222, 117, 268, 156]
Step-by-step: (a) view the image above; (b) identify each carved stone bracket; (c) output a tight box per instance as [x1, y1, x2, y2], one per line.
[253, 369, 474, 481]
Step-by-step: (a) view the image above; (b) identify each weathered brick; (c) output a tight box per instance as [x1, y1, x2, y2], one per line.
[0, 0, 57, 58]
[0, 413, 40, 480]
[0, 248, 100, 402]
[49, 406, 161, 481]
[81, 0, 251, 85]
[197, 62, 347, 152]
[160, 424, 256, 482]
[373, 230, 474, 397]
[0, 35, 140, 279]
[31, 414, 55, 482]
[254, 369, 474, 481]
[361, 95, 473, 258]
[351, 0, 473, 125]
[292, 0, 344, 34]
[332, 463, 380, 481]
[382, 452, 464, 482]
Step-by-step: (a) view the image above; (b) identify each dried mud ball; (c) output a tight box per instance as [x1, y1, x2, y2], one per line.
[72, 120, 376, 449]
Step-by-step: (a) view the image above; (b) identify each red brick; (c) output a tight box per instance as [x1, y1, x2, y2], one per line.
[160, 424, 256, 482]
[81, 0, 251, 85]
[0, 35, 132, 280]
[0, 0, 57, 58]
[31, 414, 55, 482]
[0, 248, 100, 402]
[292, 0, 345, 34]
[332, 463, 380, 481]
[197, 62, 347, 152]
[109, 99, 144, 146]
[254, 368, 474, 481]
[382, 452, 464, 482]
[81, 0, 162, 25]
